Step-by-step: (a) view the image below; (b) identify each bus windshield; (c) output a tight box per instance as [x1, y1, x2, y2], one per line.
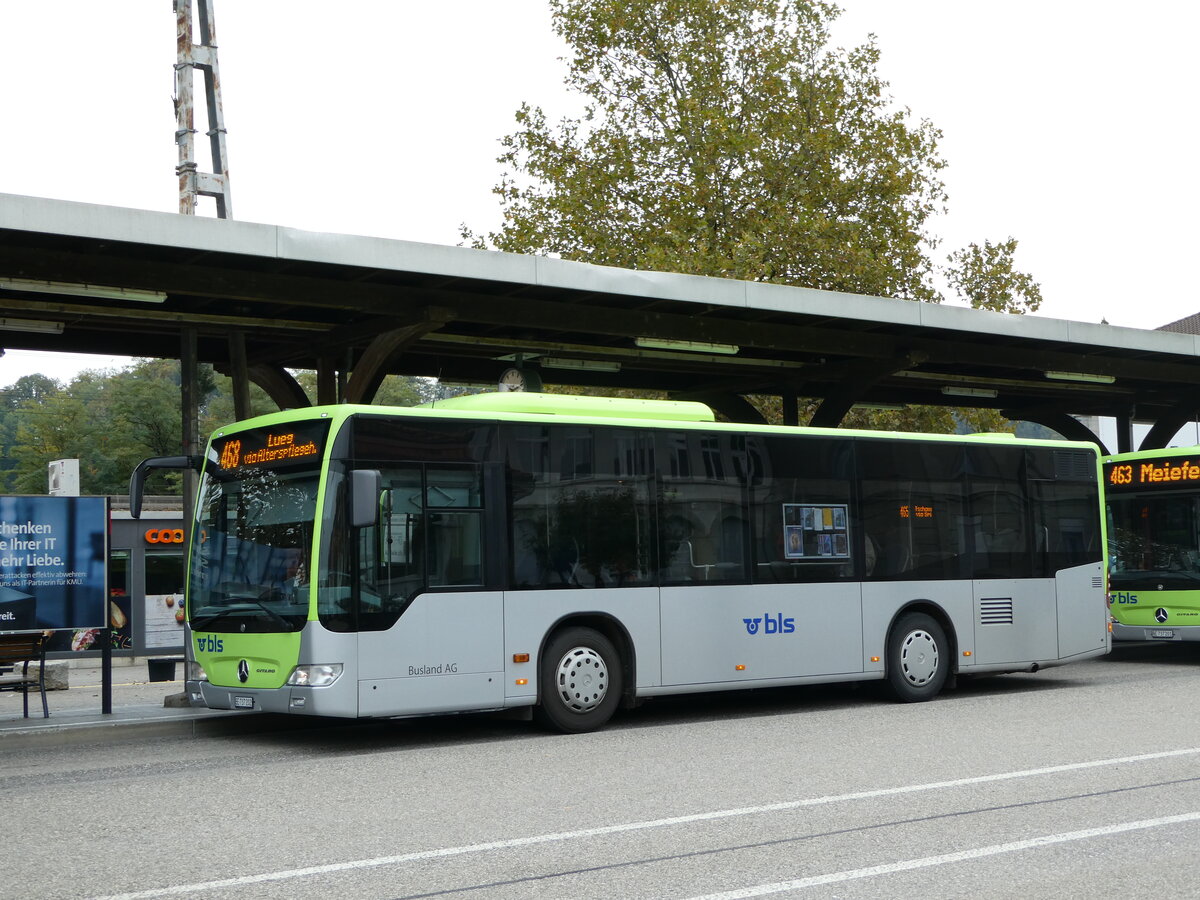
[1108, 492, 1200, 590]
[189, 420, 330, 633]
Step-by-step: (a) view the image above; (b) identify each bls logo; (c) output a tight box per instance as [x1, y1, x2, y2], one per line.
[1111, 592, 1139, 605]
[196, 635, 224, 654]
[743, 612, 796, 635]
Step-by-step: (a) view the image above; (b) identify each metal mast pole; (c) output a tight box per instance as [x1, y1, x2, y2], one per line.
[174, 0, 232, 217]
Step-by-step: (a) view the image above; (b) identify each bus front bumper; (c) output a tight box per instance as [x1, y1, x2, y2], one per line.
[199, 681, 348, 716]
[1111, 621, 1200, 642]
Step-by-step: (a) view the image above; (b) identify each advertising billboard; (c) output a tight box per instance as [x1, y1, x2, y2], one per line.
[0, 496, 107, 632]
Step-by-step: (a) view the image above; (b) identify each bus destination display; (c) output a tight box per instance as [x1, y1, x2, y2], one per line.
[216, 420, 330, 471]
[1105, 456, 1200, 491]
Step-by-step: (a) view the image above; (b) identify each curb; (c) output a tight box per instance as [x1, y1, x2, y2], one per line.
[0, 710, 376, 749]
[0, 711, 273, 749]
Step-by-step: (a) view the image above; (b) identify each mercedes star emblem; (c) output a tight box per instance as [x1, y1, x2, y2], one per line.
[1156, 608, 1169, 624]
[238, 659, 250, 683]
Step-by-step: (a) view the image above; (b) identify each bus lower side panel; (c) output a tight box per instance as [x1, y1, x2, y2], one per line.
[204, 569, 1104, 718]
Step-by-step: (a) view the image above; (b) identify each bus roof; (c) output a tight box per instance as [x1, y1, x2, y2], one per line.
[1103, 445, 1200, 464]
[210, 393, 1100, 455]
[420, 392, 716, 422]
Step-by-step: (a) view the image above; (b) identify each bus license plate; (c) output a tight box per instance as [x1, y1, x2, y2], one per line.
[233, 696, 255, 709]
[1151, 630, 1176, 640]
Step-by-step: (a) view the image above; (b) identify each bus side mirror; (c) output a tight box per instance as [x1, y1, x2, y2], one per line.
[351, 469, 382, 528]
[129, 455, 203, 519]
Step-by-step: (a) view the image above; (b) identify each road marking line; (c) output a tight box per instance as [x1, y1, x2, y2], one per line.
[90, 746, 1200, 900]
[683, 810, 1200, 899]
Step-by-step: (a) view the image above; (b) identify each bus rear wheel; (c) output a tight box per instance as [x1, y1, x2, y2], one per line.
[884, 612, 948, 702]
[535, 627, 622, 734]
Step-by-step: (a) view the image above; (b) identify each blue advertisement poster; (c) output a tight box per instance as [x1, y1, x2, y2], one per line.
[0, 496, 107, 633]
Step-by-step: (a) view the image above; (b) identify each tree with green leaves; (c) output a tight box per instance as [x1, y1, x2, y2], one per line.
[465, 0, 1042, 428]
[946, 237, 1042, 315]
[5, 361, 205, 494]
[0, 362, 453, 494]
[468, 0, 1039, 313]
[0, 374, 63, 487]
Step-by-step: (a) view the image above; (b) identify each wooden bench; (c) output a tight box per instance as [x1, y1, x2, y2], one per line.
[0, 631, 50, 718]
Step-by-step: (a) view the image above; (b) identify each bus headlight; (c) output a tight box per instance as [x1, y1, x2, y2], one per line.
[186, 660, 208, 682]
[286, 664, 344, 687]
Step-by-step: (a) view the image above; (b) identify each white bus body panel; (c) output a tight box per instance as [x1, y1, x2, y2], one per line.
[502, 587, 660, 701]
[357, 591, 505, 717]
[275, 564, 1106, 719]
[971, 578, 1058, 665]
[860, 580, 974, 671]
[1056, 562, 1109, 659]
[660, 583, 863, 685]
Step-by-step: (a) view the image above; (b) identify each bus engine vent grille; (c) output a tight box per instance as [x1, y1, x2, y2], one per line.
[1092, 576, 1104, 590]
[1052, 450, 1094, 481]
[980, 598, 1014, 626]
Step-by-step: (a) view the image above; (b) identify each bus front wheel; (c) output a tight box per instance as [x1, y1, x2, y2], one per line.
[884, 612, 948, 702]
[535, 627, 623, 733]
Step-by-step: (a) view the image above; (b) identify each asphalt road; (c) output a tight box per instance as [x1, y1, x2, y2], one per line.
[4, 641, 1200, 900]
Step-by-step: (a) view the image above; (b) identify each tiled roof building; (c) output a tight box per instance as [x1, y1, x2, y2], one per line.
[1158, 313, 1200, 334]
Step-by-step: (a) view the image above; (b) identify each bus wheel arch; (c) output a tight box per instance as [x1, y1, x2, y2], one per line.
[883, 603, 956, 702]
[534, 615, 633, 733]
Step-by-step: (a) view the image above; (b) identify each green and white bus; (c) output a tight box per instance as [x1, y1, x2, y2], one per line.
[1104, 446, 1200, 641]
[133, 393, 1109, 733]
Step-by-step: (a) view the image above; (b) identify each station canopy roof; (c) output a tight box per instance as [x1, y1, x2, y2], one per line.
[2, 192, 1198, 452]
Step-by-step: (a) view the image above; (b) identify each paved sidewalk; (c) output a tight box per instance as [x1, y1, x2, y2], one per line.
[0, 659, 247, 748]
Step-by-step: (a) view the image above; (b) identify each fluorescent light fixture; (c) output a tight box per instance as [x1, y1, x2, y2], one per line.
[1044, 370, 1115, 384]
[540, 357, 622, 372]
[0, 277, 167, 303]
[634, 337, 740, 355]
[0, 317, 65, 335]
[941, 386, 998, 399]
[853, 402, 907, 411]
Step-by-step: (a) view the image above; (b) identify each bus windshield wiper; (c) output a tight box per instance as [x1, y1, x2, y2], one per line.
[191, 600, 295, 632]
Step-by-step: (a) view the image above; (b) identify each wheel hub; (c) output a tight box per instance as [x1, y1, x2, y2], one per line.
[554, 646, 609, 713]
[900, 629, 939, 686]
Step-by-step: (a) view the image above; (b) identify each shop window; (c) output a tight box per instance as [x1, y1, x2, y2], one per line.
[145, 551, 186, 650]
[108, 551, 132, 649]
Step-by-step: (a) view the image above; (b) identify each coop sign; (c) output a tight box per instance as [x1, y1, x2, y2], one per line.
[144, 528, 185, 544]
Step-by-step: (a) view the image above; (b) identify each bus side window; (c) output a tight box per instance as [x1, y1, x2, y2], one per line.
[857, 440, 967, 580]
[355, 469, 425, 630]
[656, 430, 749, 585]
[425, 466, 483, 588]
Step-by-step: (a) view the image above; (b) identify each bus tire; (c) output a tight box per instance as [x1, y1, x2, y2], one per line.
[884, 612, 948, 702]
[535, 627, 623, 733]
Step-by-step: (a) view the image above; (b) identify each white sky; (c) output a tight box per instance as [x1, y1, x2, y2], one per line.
[1, 1, 1197, 388]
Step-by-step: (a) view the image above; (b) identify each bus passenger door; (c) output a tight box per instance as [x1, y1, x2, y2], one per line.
[355, 463, 505, 717]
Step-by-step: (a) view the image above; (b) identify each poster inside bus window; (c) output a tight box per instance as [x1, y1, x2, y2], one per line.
[783, 503, 850, 560]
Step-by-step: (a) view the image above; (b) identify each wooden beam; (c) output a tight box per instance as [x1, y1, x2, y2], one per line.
[228, 330, 251, 420]
[344, 310, 453, 404]
[316, 357, 338, 405]
[809, 354, 926, 428]
[1003, 408, 1108, 454]
[247, 364, 310, 410]
[1139, 392, 1200, 450]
